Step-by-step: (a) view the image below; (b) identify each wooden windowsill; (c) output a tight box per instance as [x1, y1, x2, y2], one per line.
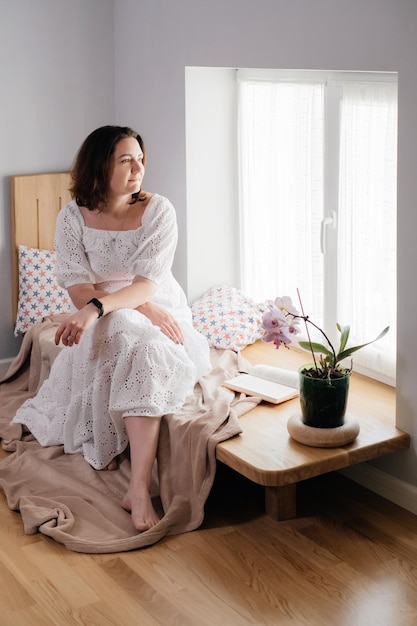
[215, 340, 409, 520]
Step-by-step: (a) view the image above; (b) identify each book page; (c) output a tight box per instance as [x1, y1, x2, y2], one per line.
[249, 364, 299, 389]
[222, 373, 299, 404]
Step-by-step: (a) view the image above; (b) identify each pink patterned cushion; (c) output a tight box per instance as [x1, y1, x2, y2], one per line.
[15, 245, 71, 336]
[191, 285, 264, 350]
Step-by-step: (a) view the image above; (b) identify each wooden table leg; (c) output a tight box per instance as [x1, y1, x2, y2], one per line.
[265, 484, 297, 521]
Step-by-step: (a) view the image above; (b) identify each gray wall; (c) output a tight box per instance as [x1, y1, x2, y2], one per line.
[0, 0, 115, 360]
[1, 0, 417, 494]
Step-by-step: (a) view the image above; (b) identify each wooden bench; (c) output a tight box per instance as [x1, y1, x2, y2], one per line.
[216, 341, 410, 521]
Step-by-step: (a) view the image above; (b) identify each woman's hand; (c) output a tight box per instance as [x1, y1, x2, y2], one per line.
[55, 305, 99, 346]
[138, 302, 184, 344]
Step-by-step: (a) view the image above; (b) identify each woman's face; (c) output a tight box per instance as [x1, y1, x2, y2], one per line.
[108, 136, 145, 198]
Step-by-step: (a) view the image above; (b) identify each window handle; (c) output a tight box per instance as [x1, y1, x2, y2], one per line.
[320, 211, 337, 254]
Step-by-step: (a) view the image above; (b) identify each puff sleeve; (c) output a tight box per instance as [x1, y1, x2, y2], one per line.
[54, 201, 96, 289]
[129, 196, 178, 284]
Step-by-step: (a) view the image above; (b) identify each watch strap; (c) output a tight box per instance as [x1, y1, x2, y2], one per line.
[87, 297, 104, 318]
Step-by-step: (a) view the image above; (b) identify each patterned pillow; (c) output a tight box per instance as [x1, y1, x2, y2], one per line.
[191, 285, 265, 350]
[15, 245, 71, 336]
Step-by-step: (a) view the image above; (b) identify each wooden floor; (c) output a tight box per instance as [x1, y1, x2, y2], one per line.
[1, 456, 417, 626]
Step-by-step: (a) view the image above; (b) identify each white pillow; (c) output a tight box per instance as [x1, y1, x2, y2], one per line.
[15, 245, 71, 336]
[191, 285, 265, 351]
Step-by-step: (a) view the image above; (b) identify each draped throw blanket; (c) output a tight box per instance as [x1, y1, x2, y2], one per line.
[0, 317, 258, 553]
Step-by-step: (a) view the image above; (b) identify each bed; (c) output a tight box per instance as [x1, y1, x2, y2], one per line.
[0, 172, 263, 553]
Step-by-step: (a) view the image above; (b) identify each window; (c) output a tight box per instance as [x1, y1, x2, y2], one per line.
[238, 69, 398, 382]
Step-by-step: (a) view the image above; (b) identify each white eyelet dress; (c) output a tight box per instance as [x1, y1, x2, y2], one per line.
[12, 195, 211, 469]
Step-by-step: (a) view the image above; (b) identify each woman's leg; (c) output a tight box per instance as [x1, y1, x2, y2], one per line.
[121, 415, 161, 532]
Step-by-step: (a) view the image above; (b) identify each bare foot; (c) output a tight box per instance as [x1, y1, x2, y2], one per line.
[121, 484, 160, 532]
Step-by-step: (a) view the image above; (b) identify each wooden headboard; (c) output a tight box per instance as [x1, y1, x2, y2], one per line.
[11, 172, 72, 319]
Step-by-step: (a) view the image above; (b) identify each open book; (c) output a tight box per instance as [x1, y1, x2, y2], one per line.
[222, 364, 299, 405]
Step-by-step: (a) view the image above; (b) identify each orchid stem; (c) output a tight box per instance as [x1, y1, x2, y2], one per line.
[297, 288, 318, 371]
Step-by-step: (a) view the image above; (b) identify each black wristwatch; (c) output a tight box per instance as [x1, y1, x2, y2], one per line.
[87, 297, 104, 318]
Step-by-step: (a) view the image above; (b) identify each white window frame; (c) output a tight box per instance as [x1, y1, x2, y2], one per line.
[237, 68, 398, 385]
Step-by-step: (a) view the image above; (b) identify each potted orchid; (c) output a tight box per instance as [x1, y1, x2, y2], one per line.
[262, 295, 389, 428]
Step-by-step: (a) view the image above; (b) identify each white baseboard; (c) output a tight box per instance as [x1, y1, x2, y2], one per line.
[340, 464, 417, 516]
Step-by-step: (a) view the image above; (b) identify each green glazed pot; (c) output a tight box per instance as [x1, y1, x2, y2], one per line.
[299, 365, 350, 428]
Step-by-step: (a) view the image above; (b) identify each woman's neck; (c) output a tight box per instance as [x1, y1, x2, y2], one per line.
[100, 195, 134, 217]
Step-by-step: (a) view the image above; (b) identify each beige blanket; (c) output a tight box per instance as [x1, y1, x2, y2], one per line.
[0, 317, 258, 553]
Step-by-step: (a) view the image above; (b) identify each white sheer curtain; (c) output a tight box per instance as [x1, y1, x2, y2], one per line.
[238, 74, 397, 382]
[238, 79, 325, 322]
[338, 82, 397, 379]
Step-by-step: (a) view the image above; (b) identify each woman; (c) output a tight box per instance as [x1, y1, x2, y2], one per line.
[12, 125, 211, 532]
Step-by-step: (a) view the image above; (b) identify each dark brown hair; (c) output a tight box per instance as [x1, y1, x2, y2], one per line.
[69, 125, 147, 210]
